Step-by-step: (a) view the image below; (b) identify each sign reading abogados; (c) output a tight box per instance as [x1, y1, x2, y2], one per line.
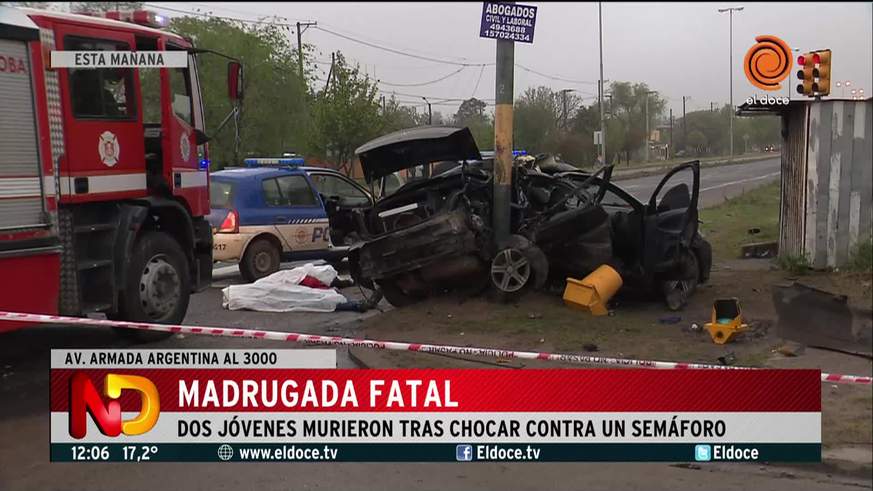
[480, 1, 537, 43]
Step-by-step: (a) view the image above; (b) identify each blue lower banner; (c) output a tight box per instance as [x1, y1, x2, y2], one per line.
[51, 443, 821, 463]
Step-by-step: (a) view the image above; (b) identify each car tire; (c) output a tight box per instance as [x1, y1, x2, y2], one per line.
[113, 231, 190, 342]
[490, 235, 549, 303]
[377, 279, 424, 308]
[660, 249, 699, 311]
[240, 238, 280, 283]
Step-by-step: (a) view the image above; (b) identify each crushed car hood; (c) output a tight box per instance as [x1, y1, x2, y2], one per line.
[355, 126, 482, 183]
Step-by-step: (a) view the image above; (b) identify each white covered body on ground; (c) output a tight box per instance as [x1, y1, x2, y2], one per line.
[221, 263, 346, 312]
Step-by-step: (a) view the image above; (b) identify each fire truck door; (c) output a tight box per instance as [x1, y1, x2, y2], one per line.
[55, 24, 145, 200]
[159, 39, 207, 216]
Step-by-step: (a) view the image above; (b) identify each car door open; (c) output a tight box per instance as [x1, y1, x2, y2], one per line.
[644, 161, 700, 272]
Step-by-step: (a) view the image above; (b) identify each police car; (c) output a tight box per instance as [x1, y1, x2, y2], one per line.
[207, 158, 374, 282]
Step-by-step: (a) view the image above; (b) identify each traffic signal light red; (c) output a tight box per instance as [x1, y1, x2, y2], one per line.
[795, 49, 832, 97]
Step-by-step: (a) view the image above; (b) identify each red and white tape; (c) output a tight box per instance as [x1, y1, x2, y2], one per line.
[2, 310, 870, 385]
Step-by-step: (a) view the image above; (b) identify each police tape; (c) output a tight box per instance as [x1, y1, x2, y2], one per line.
[1, 310, 870, 385]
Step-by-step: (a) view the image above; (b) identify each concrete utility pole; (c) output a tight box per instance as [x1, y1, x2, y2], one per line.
[296, 21, 317, 82]
[669, 108, 673, 158]
[598, 2, 606, 166]
[682, 96, 688, 151]
[493, 3, 515, 244]
[718, 6, 743, 161]
[421, 97, 432, 124]
[644, 90, 656, 163]
[559, 88, 575, 129]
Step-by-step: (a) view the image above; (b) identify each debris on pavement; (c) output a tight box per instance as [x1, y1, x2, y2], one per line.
[658, 316, 682, 324]
[582, 343, 599, 352]
[741, 241, 778, 258]
[774, 342, 806, 358]
[772, 282, 872, 356]
[562, 264, 623, 316]
[704, 298, 748, 344]
[717, 351, 737, 366]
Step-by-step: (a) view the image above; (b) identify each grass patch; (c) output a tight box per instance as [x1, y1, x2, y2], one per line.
[847, 236, 873, 273]
[777, 253, 811, 275]
[699, 181, 780, 260]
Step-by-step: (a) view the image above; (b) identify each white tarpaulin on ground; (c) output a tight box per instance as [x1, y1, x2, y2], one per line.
[221, 264, 346, 312]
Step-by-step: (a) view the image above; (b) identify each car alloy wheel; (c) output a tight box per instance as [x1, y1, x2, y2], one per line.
[491, 248, 532, 293]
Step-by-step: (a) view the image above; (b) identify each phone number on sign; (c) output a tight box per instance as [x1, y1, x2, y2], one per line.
[483, 29, 532, 42]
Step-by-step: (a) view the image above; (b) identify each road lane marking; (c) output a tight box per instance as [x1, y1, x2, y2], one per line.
[700, 172, 780, 192]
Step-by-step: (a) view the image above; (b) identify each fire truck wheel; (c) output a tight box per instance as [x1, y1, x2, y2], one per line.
[115, 231, 190, 340]
[240, 238, 280, 283]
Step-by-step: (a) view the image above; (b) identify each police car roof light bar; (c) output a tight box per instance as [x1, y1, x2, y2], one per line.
[244, 157, 305, 167]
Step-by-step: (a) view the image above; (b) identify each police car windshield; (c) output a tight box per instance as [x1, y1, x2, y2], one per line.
[210, 180, 234, 209]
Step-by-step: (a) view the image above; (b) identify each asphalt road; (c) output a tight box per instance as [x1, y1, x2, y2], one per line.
[617, 157, 781, 207]
[4, 156, 849, 491]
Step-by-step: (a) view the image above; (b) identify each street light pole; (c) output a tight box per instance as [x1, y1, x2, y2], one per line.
[644, 90, 656, 163]
[598, 2, 606, 166]
[718, 6, 743, 161]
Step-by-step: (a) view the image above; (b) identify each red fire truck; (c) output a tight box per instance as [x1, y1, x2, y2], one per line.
[0, 7, 242, 336]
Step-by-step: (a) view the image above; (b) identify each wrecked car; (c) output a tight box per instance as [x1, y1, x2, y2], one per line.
[527, 154, 712, 310]
[325, 126, 711, 310]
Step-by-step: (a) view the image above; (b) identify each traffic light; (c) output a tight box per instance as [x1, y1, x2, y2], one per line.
[796, 53, 814, 96]
[796, 49, 832, 97]
[813, 49, 831, 95]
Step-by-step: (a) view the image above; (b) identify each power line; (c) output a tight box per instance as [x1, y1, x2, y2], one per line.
[471, 65, 486, 98]
[147, 3, 601, 91]
[376, 66, 467, 87]
[314, 25, 493, 67]
[515, 63, 597, 85]
[317, 22, 477, 66]
[144, 3, 297, 26]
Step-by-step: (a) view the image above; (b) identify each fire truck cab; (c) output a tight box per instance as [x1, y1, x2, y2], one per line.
[0, 6, 242, 335]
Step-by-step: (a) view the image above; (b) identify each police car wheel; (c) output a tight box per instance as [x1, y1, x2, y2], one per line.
[240, 238, 280, 283]
[113, 231, 189, 341]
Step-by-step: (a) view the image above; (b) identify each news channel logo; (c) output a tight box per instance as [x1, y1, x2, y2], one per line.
[456, 444, 473, 462]
[694, 444, 712, 462]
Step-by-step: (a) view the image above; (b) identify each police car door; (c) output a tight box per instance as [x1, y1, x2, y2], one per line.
[269, 174, 330, 251]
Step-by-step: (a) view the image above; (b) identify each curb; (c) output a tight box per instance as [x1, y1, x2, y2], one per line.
[612, 154, 779, 182]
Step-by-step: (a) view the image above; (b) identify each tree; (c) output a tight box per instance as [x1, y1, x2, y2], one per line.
[513, 86, 561, 154]
[170, 16, 311, 168]
[686, 130, 708, 156]
[308, 52, 382, 176]
[607, 81, 665, 164]
[380, 96, 429, 132]
[453, 98, 493, 150]
[69, 1, 143, 12]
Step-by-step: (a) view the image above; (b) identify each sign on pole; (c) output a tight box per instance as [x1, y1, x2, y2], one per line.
[594, 130, 602, 145]
[480, 1, 538, 44]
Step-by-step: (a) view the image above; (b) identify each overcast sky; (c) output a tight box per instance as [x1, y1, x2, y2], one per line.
[151, 2, 873, 119]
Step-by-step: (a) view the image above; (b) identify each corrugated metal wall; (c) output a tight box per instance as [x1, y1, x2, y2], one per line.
[785, 99, 872, 268]
[779, 104, 808, 257]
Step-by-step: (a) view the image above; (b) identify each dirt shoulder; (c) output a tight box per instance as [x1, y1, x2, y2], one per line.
[346, 176, 872, 475]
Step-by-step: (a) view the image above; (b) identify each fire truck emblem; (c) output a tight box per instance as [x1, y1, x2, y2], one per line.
[98, 131, 120, 167]
[180, 133, 191, 162]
